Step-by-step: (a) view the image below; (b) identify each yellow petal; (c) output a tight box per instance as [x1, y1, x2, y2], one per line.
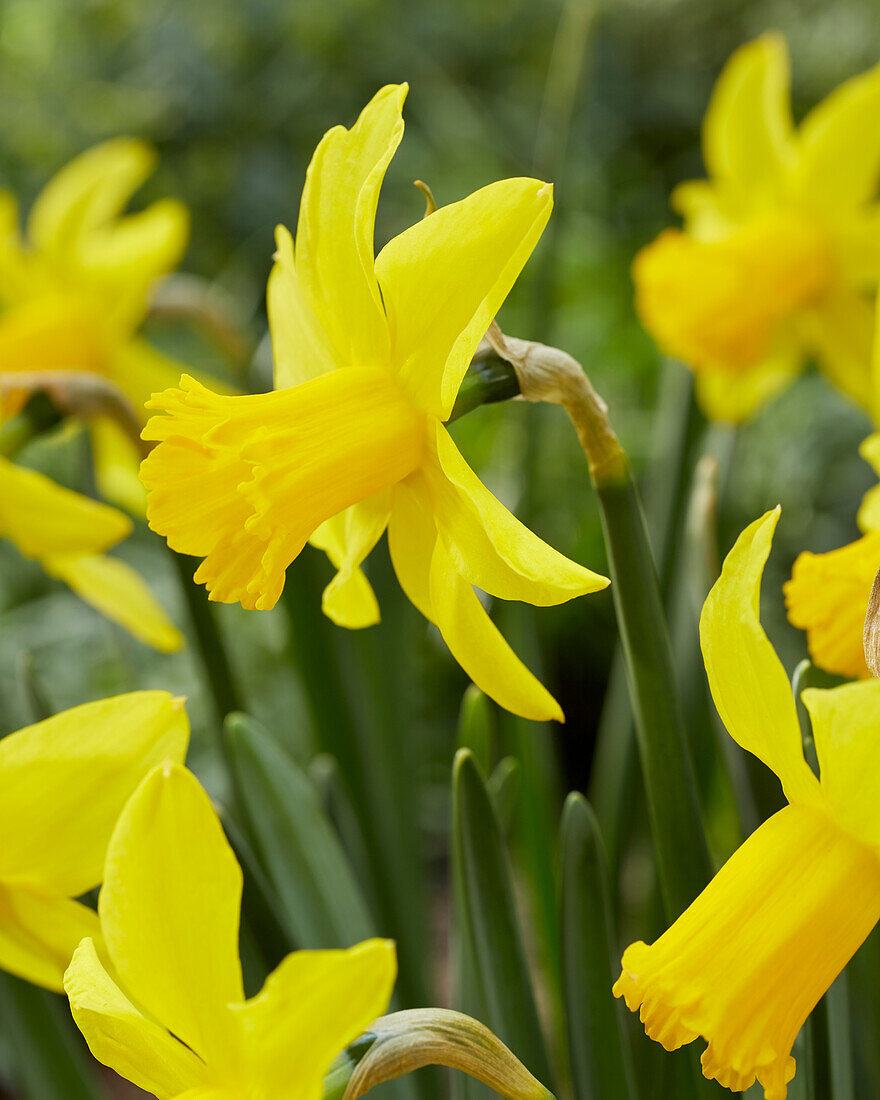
[0, 190, 39, 303]
[142, 369, 424, 611]
[792, 61, 880, 209]
[268, 224, 337, 390]
[832, 206, 880, 285]
[702, 34, 793, 208]
[89, 416, 148, 516]
[803, 681, 880, 847]
[699, 509, 820, 806]
[234, 939, 396, 1094]
[784, 531, 880, 679]
[44, 552, 184, 653]
[387, 485, 563, 722]
[309, 494, 391, 629]
[615, 802, 880, 1099]
[376, 177, 553, 419]
[423, 422, 608, 603]
[0, 885, 100, 992]
[858, 433, 880, 532]
[797, 288, 874, 412]
[65, 938, 208, 1099]
[28, 139, 158, 254]
[693, 349, 801, 424]
[99, 763, 244, 1067]
[0, 454, 131, 559]
[0, 293, 108, 375]
[295, 85, 406, 369]
[670, 180, 735, 240]
[109, 336, 192, 417]
[0, 691, 189, 896]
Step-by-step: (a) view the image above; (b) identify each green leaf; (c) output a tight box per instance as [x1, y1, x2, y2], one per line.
[0, 974, 101, 1100]
[487, 757, 521, 831]
[558, 793, 637, 1100]
[456, 686, 494, 773]
[452, 748, 553, 1088]
[224, 712, 374, 948]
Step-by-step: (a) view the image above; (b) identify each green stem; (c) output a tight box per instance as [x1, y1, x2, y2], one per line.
[167, 549, 243, 727]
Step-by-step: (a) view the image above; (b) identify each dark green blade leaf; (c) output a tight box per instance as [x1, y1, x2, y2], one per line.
[224, 712, 374, 948]
[0, 974, 101, 1100]
[558, 793, 637, 1100]
[452, 748, 553, 1089]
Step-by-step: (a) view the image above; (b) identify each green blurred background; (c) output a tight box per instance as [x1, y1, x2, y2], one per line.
[0, 0, 877, 1096]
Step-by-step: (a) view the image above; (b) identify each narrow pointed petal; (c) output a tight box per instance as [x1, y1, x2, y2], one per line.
[295, 84, 406, 369]
[803, 680, 880, 847]
[309, 494, 391, 628]
[268, 224, 337, 390]
[44, 552, 184, 653]
[89, 416, 148, 516]
[702, 34, 793, 207]
[0, 691, 189, 896]
[65, 938, 208, 1099]
[693, 350, 801, 423]
[792, 61, 880, 209]
[424, 423, 608, 604]
[235, 940, 396, 1093]
[28, 138, 158, 254]
[858, 433, 880, 532]
[387, 486, 563, 721]
[0, 454, 131, 559]
[699, 509, 821, 805]
[0, 886, 100, 992]
[99, 764, 244, 1067]
[376, 178, 553, 419]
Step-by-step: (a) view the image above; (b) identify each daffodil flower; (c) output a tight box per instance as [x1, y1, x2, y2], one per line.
[0, 691, 188, 991]
[65, 762, 397, 1100]
[615, 508, 880, 1099]
[0, 454, 183, 651]
[634, 34, 880, 422]
[0, 139, 191, 512]
[784, 432, 880, 679]
[140, 84, 608, 722]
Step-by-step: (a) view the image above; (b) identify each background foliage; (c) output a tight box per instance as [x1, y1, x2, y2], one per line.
[0, 1, 877, 1097]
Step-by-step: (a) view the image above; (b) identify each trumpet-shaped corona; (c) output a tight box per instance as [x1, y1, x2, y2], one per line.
[615, 509, 880, 1098]
[65, 763, 397, 1100]
[0, 692, 188, 991]
[634, 35, 880, 422]
[140, 83, 609, 721]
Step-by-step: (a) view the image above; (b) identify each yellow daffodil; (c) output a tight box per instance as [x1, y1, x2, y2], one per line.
[785, 432, 880, 679]
[615, 508, 880, 1099]
[634, 34, 880, 422]
[65, 762, 396, 1100]
[140, 84, 608, 722]
[0, 139, 191, 512]
[0, 454, 183, 651]
[0, 691, 188, 991]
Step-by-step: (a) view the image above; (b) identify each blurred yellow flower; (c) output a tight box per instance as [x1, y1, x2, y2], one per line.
[615, 509, 880, 1099]
[785, 432, 880, 679]
[65, 762, 396, 1100]
[634, 35, 880, 422]
[0, 139, 190, 512]
[0, 454, 183, 652]
[141, 83, 608, 722]
[0, 691, 188, 991]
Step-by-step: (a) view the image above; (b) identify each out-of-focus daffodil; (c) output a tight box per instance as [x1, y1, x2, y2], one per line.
[0, 691, 188, 991]
[140, 84, 608, 722]
[0, 455, 183, 651]
[634, 35, 880, 422]
[0, 139, 190, 512]
[785, 432, 880, 679]
[65, 762, 396, 1100]
[615, 509, 880, 1099]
